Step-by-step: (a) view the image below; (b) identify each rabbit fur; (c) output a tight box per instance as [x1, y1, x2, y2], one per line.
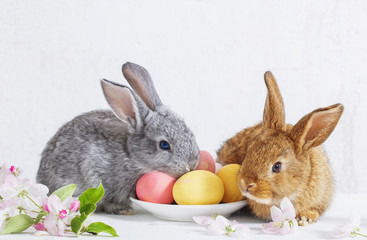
[217, 72, 343, 225]
[37, 62, 200, 214]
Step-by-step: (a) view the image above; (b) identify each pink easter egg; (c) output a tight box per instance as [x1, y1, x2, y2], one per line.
[196, 150, 216, 173]
[136, 172, 176, 204]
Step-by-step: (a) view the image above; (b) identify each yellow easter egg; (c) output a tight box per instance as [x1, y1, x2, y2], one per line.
[173, 170, 224, 205]
[216, 164, 244, 203]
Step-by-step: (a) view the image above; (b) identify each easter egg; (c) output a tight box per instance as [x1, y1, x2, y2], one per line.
[172, 170, 224, 205]
[196, 150, 216, 173]
[216, 164, 244, 203]
[136, 172, 176, 204]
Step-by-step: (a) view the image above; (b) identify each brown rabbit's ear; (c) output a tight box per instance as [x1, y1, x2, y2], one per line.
[290, 104, 344, 153]
[263, 71, 286, 131]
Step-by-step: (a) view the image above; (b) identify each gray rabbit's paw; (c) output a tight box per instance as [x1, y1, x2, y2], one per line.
[103, 203, 135, 215]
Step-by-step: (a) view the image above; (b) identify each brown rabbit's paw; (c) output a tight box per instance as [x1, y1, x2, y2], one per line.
[296, 210, 319, 226]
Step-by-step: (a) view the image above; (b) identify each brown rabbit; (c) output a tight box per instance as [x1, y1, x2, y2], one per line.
[217, 72, 343, 226]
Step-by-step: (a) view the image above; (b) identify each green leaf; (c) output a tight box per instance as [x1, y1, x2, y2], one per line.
[79, 203, 97, 216]
[87, 222, 119, 237]
[79, 182, 104, 208]
[71, 213, 88, 236]
[51, 184, 77, 201]
[1, 214, 34, 235]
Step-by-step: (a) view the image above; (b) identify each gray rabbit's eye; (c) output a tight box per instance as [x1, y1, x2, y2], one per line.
[159, 140, 171, 151]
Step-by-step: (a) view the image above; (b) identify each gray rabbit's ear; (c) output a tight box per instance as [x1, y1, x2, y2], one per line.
[290, 104, 344, 153]
[101, 79, 142, 129]
[262, 71, 286, 131]
[122, 62, 163, 111]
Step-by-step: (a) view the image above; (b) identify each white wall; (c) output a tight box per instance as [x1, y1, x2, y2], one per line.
[1, 0, 366, 193]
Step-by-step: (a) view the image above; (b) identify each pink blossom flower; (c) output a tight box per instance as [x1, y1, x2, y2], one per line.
[332, 214, 366, 238]
[42, 195, 75, 214]
[0, 173, 20, 199]
[262, 197, 298, 235]
[194, 214, 251, 238]
[70, 199, 80, 212]
[0, 166, 48, 213]
[40, 195, 81, 235]
[332, 222, 354, 238]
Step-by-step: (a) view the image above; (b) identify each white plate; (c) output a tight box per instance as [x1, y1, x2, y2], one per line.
[130, 197, 247, 222]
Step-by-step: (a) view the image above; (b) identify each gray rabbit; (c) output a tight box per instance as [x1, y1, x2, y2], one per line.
[37, 62, 200, 214]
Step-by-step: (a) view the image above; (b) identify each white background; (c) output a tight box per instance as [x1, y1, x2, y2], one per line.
[1, 0, 366, 193]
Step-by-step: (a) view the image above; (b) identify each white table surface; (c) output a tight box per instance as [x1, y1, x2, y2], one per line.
[2, 194, 366, 240]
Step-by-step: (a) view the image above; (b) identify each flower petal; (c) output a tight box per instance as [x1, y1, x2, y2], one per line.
[56, 219, 66, 236]
[288, 219, 298, 234]
[262, 222, 281, 234]
[20, 197, 39, 212]
[193, 216, 214, 226]
[0, 201, 6, 210]
[279, 221, 291, 235]
[332, 222, 353, 238]
[44, 195, 62, 213]
[282, 208, 295, 221]
[3, 174, 19, 189]
[207, 222, 225, 235]
[0, 182, 18, 200]
[213, 215, 232, 229]
[28, 183, 49, 198]
[61, 196, 73, 209]
[232, 224, 251, 238]
[206, 215, 231, 235]
[44, 214, 58, 236]
[270, 206, 283, 222]
[350, 213, 361, 227]
[280, 197, 296, 220]
[42, 198, 50, 212]
[44, 214, 65, 236]
[215, 163, 223, 173]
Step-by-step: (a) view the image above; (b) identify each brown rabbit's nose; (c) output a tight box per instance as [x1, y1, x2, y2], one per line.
[238, 177, 257, 193]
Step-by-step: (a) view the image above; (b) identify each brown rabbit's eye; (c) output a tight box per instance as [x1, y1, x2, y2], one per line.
[272, 162, 282, 173]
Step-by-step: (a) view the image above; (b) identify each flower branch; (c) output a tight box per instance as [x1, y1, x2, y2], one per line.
[0, 163, 118, 237]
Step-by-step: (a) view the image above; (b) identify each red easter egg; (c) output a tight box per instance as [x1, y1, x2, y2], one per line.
[196, 150, 216, 173]
[136, 172, 176, 204]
